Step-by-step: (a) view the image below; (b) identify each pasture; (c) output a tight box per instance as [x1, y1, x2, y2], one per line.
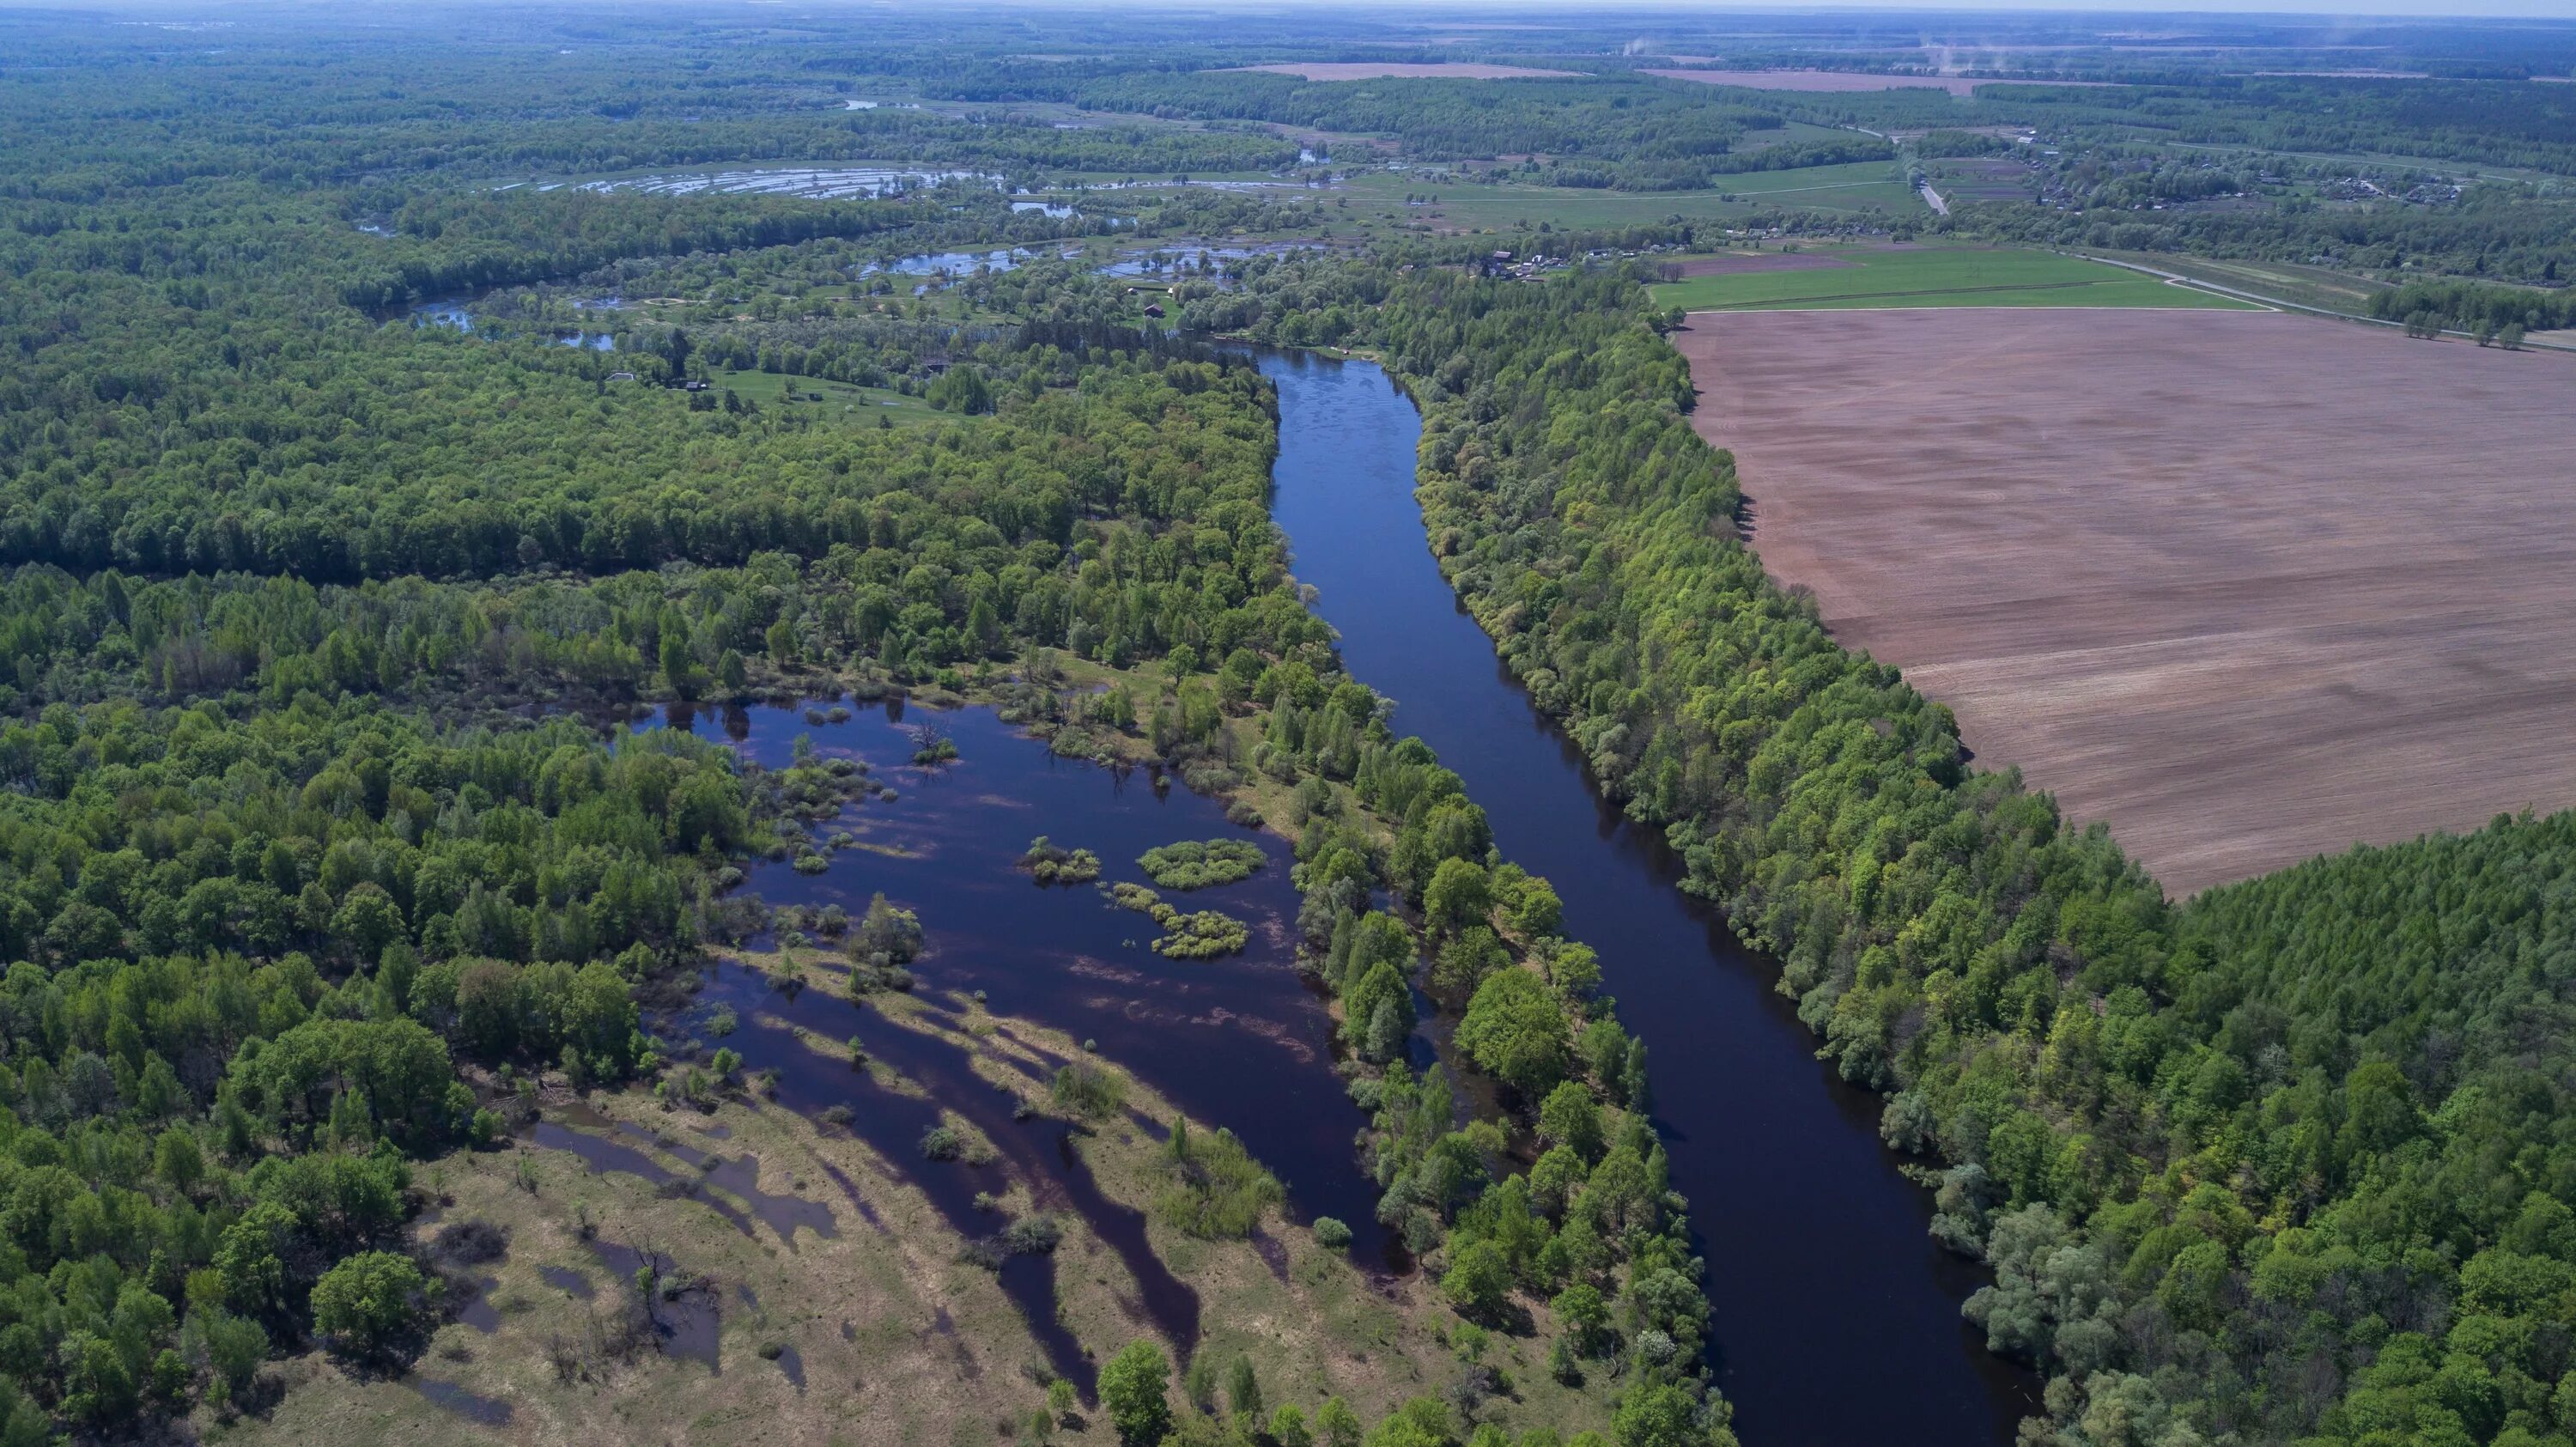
[1649, 246, 2255, 310]
[1346, 161, 1922, 234]
[1677, 307, 2576, 892]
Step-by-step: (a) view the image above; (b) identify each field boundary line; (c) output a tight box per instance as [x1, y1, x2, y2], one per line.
[1686, 303, 2256, 314]
[2071, 252, 2576, 355]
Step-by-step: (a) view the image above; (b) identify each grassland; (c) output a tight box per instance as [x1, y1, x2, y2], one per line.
[1650, 246, 2259, 310]
[2081, 249, 2397, 316]
[707, 368, 949, 426]
[228, 982, 1611, 1447]
[1336, 162, 1921, 235]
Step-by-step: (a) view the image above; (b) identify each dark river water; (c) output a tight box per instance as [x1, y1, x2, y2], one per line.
[1252, 348, 2037, 1447]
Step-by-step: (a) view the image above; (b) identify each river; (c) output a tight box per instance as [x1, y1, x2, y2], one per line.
[1254, 348, 2037, 1447]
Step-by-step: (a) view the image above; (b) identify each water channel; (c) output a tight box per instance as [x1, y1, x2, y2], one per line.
[1252, 348, 2037, 1447]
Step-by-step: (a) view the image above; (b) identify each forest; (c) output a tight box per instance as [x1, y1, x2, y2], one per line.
[4, 3, 2575, 1444]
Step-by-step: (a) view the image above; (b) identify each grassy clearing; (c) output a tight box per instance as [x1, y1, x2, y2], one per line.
[706, 368, 950, 426]
[1651, 246, 2261, 311]
[228, 992, 1612, 1447]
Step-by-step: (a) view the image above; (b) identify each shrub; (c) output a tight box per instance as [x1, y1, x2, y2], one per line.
[1052, 1062, 1128, 1121]
[1021, 836, 1104, 885]
[1137, 839, 1266, 890]
[1099, 1340, 1172, 1447]
[312, 1252, 438, 1363]
[1002, 1215, 1065, 1254]
[1156, 1116, 1284, 1238]
[1313, 1217, 1353, 1249]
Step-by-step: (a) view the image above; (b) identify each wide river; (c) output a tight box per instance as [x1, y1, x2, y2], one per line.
[1255, 349, 2038, 1447]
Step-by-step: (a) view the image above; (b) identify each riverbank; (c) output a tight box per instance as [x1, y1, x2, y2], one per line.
[1254, 344, 2038, 1446]
[241, 991, 1574, 1446]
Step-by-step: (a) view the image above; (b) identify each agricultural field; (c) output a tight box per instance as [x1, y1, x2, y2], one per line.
[1649, 245, 2255, 310]
[1677, 306, 2576, 893]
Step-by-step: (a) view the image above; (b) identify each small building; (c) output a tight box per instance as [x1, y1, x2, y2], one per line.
[1142, 303, 1165, 319]
[606, 371, 636, 382]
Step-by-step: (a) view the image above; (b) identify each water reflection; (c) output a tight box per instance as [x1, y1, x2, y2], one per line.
[1256, 346, 2041, 1447]
[642, 701, 1399, 1268]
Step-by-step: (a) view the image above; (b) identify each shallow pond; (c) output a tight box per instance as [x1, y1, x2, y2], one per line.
[577, 166, 995, 200]
[598, 701, 1422, 1388]
[408, 298, 616, 350]
[1096, 242, 1327, 279]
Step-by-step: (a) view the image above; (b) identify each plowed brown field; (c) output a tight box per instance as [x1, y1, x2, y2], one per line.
[1679, 307, 2576, 894]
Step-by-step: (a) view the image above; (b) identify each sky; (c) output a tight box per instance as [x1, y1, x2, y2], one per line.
[1233, 0, 2576, 19]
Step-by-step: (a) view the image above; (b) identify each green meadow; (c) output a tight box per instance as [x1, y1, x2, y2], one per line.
[1650, 246, 2262, 311]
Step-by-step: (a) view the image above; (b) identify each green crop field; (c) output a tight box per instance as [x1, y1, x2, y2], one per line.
[1649, 246, 2262, 311]
[1335, 161, 1923, 234]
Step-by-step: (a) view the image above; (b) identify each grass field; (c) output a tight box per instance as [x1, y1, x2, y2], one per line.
[1650, 246, 2258, 310]
[708, 368, 948, 426]
[2085, 249, 2396, 316]
[1337, 161, 1920, 235]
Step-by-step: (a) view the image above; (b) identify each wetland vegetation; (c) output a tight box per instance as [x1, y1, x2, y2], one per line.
[1, 5, 2572, 1447]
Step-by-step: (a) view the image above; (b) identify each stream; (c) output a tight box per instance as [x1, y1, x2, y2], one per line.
[1254, 348, 2038, 1447]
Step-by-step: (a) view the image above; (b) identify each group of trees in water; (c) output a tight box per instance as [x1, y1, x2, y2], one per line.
[1202, 254, 2576, 1447]
[1174, 629, 1731, 1437]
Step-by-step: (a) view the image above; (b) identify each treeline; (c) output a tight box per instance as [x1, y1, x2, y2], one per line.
[1072, 71, 1777, 169]
[0, 350, 1300, 709]
[2366, 277, 2576, 334]
[1706, 136, 1895, 174]
[1951, 184, 2576, 290]
[0, 28, 1294, 198]
[1206, 258, 2576, 1447]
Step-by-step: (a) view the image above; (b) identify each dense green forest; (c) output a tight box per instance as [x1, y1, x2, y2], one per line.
[1197, 257, 2576, 1447]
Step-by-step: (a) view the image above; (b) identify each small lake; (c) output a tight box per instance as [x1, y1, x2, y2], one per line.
[576, 166, 997, 200]
[605, 699, 1413, 1387]
[1098, 242, 1328, 279]
[858, 248, 1039, 277]
[409, 298, 617, 350]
